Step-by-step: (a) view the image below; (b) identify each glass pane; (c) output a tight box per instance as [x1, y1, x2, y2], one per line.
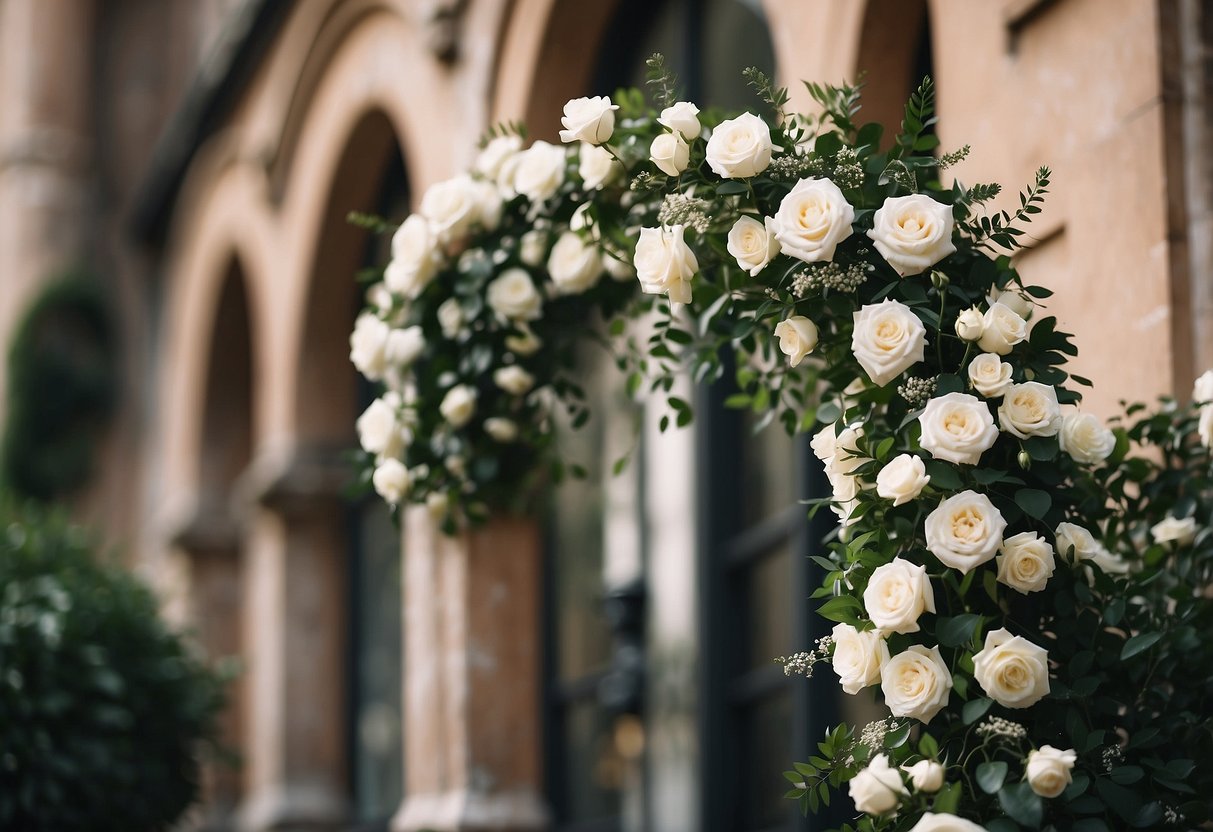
[352, 499, 404, 821]
[702, 0, 778, 111]
[562, 698, 626, 822]
[744, 543, 795, 672]
[740, 415, 798, 527]
[737, 690, 796, 831]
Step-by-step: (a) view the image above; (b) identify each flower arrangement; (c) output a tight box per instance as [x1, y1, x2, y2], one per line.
[350, 57, 1212, 829]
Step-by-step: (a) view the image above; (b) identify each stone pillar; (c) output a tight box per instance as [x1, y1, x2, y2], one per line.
[392, 510, 549, 832]
[236, 446, 351, 832]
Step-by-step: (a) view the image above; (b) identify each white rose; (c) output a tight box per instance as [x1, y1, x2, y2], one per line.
[425, 491, 450, 518]
[967, 353, 1013, 398]
[519, 230, 548, 267]
[578, 144, 619, 190]
[824, 424, 867, 477]
[774, 316, 818, 368]
[350, 313, 390, 380]
[366, 282, 393, 314]
[1200, 405, 1213, 448]
[438, 298, 465, 339]
[848, 754, 906, 815]
[513, 141, 567, 203]
[955, 306, 985, 342]
[704, 112, 773, 178]
[439, 384, 477, 428]
[494, 365, 535, 396]
[773, 177, 856, 264]
[547, 232, 603, 295]
[357, 397, 401, 456]
[634, 225, 698, 304]
[658, 101, 701, 140]
[880, 643, 953, 723]
[998, 382, 1062, 439]
[811, 423, 838, 463]
[1025, 746, 1077, 799]
[876, 454, 931, 506]
[972, 628, 1050, 709]
[1089, 548, 1132, 576]
[863, 558, 935, 634]
[989, 286, 1034, 320]
[386, 215, 441, 298]
[484, 417, 519, 443]
[474, 180, 503, 231]
[1152, 515, 1197, 546]
[420, 175, 484, 243]
[727, 215, 780, 276]
[603, 250, 633, 281]
[474, 134, 522, 179]
[558, 95, 617, 145]
[372, 458, 410, 504]
[505, 324, 542, 356]
[1058, 411, 1114, 464]
[902, 760, 945, 793]
[385, 326, 425, 366]
[487, 268, 543, 321]
[978, 302, 1028, 355]
[924, 491, 1007, 573]
[1193, 369, 1213, 403]
[909, 813, 988, 832]
[851, 299, 927, 386]
[997, 531, 1056, 594]
[649, 131, 690, 176]
[918, 392, 999, 465]
[1054, 522, 1101, 561]
[830, 623, 884, 695]
[867, 194, 956, 276]
[446, 455, 466, 478]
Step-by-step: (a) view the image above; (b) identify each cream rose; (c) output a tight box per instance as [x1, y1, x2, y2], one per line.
[505, 324, 542, 356]
[773, 177, 856, 264]
[1026, 746, 1077, 798]
[558, 96, 617, 145]
[1200, 405, 1213, 448]
[494, 365, 535, 396]
[513, 141, 567, 203]
[350, 313, 391, 380]
[1058, 411, 1115, 464]
[1054, 522, 1100, 561]
[876, 454, 931, 506]
[977, 302, 1028, 355]
[438, 298, 464, 339]
[955, 307, 985, 342]
[357, 397, 401, 457]
[774, 316, 819, 368]
[1152, 515, 1197, 546]
[372, 458, 410, 505]
[902, 760, 945, 793]
[998, 382, 1062, 439]
[486, 268, 543, 321]
[851, 299, 927, 386]
[867, 194, 956, 276]
[474, 134, 522, 179]
[997, 531, 1056, 594]
[386, 215, 441, 298]
[484, 417, 519, 443]
[634, 225, 699, 304]
[972, 628, 1050, 709]
[924, 491, 1007, 573]
[578, 144, 619, 190]
[880, 643, 953, 723]
[650, 131, 690, 177]
[385, 326, 425, 367]
[727, 215, 780, 276]
[658, 101, 701, 140]
[547, 232, 603, 295]
[704, 112, 773, 178]
[1193, 369, 1213, 403]
[439, 384, 477, 428]
[518, 230, 548, 267]
[918, 392, 999, 465]
[419, 175, 484, 244]
[989, 286, 1034, 319]
[863, 558, 935, 634]
[848, 754, 906, 815]
[909, 813, 988, 832]
[967, 353, 1013, 398]
[830, 623, 884, 695]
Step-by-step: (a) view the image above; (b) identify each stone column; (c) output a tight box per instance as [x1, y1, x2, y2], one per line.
[392, 510, 549, 832]
[236, 446, 351, 832]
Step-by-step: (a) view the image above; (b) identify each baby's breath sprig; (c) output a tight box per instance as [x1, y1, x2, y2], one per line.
[791, 262, 869, 297]
[897, 376, 938, 408]
[776, 634, 833, 678]
[657, 194, 712, 234]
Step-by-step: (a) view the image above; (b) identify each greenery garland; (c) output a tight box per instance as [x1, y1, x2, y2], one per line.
[350, 59, 1212, 830]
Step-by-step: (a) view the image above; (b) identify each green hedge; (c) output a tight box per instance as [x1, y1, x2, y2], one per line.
[0, 499, 225, 831]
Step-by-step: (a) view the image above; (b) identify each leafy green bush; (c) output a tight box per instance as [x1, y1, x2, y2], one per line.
[0, 499, 225, 831]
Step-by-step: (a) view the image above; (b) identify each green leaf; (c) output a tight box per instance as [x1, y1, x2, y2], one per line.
[925, 460, 963, 491]
[716, 180, 748, 196]
[937, 613, 981, 648]
[933, 781, 962, 815]
[1120, 632, 1162, 661]
[963, 697, 993, 725]
[977, 760, 1009, 794]
[1015, 488, 1052, 520]
[999, 781, 1044, 828]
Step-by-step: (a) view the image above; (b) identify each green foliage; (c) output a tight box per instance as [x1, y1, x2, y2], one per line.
[0, 499, 226, 831]
[1, 275, 116, 501]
